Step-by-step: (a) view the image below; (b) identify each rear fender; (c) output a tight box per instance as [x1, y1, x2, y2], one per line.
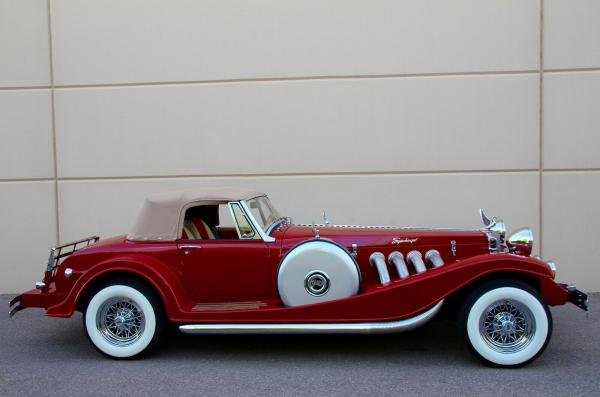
[46, 254, 187, 319]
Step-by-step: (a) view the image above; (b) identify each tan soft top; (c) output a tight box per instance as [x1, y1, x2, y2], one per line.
[128, 187, 264, 241]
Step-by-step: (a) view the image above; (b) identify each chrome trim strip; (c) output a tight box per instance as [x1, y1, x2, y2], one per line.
[179, 300, 443, 335]
[295, 223, 478, 231]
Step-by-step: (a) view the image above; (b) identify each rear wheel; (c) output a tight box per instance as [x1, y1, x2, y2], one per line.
[83, 280, 164, 359]
[459, 280, 552, 367]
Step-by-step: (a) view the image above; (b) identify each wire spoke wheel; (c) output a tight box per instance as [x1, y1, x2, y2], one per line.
[479, 299, 535, 354]
[96, 297, 146, 347]
[461, 282, 552, 367]
[85, 282, 163, 358]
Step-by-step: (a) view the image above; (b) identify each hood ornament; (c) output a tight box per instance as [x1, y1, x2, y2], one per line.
[323, 210, 330, 226]
[479, 209, 507, 243]
[479, 209, 495, 228]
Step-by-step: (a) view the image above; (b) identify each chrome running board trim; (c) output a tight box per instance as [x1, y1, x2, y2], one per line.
[179, 300, 443, 335]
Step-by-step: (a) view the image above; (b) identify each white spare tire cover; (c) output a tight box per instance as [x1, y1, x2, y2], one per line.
[277, 240, 360, 306]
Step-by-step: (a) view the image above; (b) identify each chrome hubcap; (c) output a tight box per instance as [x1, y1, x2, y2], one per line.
[96, 297, 145, 346]
[479, 299, 535, 353]
[304, 271, 330, 296]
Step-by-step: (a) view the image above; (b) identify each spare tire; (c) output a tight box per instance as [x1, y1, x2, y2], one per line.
[277, 239, 360, 306]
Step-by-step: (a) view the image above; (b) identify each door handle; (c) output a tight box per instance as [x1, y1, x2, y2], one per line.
[179, 245, 201, 254]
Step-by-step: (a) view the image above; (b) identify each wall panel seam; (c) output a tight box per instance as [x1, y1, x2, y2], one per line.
[538, 0, 544, 256]
[3, 168, 598, 184]
[48, 169, 542, 182]
[49, 70, 539, 90]
[0, 86, 52, 91]
[545, 67, 600, 73]
[47, 0, 60, 245]
[3, 68, 599, 92]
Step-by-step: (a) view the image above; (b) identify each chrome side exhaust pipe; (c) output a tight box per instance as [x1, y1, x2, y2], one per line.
[388, 251, 410, 279]
[425, 249, 444, 268]
[407, 250, 427, 274]
[369, 252, 391, 285]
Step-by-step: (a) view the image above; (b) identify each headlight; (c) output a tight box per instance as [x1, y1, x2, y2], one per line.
[506, 228, 533, 256]
[546, 261, 557, 279]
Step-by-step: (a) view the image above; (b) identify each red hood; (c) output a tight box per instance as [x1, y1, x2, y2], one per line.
[280, 224, 488, 249]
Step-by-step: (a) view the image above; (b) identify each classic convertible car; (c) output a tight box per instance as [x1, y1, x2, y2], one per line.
[10, 187, 587, 366]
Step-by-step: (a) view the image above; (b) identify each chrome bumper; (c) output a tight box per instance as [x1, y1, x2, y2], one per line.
[566, 285, 588, 311]
[8, 295, 23, 318]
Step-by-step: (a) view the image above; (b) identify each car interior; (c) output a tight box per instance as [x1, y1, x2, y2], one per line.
[181, 204, 245, 240]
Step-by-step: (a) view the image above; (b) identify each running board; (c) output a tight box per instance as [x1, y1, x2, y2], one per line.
[179, 300, 443, 335]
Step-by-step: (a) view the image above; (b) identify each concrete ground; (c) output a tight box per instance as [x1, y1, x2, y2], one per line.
[1, 294, 598, 397]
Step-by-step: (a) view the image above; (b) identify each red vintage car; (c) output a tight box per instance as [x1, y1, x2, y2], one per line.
[10, 187, 587, 366]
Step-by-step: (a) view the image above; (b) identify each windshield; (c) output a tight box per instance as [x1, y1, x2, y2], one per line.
[245, 196, 282, 232]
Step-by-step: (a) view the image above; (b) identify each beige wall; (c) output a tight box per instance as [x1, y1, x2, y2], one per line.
[1, 0, 599, 293]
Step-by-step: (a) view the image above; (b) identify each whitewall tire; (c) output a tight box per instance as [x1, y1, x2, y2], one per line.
[460, 281, 552, 367]
[83, 281, 163, 359]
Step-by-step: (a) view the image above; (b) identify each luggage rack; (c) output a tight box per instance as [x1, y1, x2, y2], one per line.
[46, 236, 99, 272]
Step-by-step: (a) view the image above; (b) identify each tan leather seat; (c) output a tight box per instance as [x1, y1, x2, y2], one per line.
[182, 219, 216, 240]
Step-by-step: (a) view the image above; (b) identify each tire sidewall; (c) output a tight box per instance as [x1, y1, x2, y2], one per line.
[84, 284, 157, 358]
[462, 282, 552, 367]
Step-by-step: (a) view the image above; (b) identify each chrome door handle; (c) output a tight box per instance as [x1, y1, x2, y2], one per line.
[179, 245, 201, 254]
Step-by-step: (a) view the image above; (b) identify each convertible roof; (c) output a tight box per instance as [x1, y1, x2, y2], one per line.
[127, 187, 264, 241]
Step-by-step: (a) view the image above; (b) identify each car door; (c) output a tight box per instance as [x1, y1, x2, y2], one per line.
[178, 203, 272, 303]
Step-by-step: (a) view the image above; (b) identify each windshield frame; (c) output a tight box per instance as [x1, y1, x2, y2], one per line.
[239, 196, 284, 242]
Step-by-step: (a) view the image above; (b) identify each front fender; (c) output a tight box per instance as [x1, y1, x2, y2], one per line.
[441, 253, 566, 305]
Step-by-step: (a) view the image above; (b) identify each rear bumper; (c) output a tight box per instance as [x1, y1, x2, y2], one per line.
[8, 287, 67, 318]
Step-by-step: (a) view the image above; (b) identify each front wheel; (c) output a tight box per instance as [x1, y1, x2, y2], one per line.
[459, 281, 552, 367]
[83, 280, 164, 359]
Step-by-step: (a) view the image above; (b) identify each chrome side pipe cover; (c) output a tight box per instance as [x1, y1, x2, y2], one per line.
[425, 249, 444, 268]
[179, 300, 444, 335]
[407, 250, 427, 274]
[388, 251, 410, 279]
[369, 252, 391, 285]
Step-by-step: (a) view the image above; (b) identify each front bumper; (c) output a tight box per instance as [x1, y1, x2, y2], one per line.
[8, 295, 23, 318]
[566, 285, 588, 311]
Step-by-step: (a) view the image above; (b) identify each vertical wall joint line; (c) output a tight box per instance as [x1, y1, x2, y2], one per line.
[47, 0, 60, 245]
[538, 0, 544, 256]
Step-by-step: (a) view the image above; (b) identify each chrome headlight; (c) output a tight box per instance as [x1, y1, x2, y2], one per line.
[507, 228, 533, 256]
[546, 261, 557, 279]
